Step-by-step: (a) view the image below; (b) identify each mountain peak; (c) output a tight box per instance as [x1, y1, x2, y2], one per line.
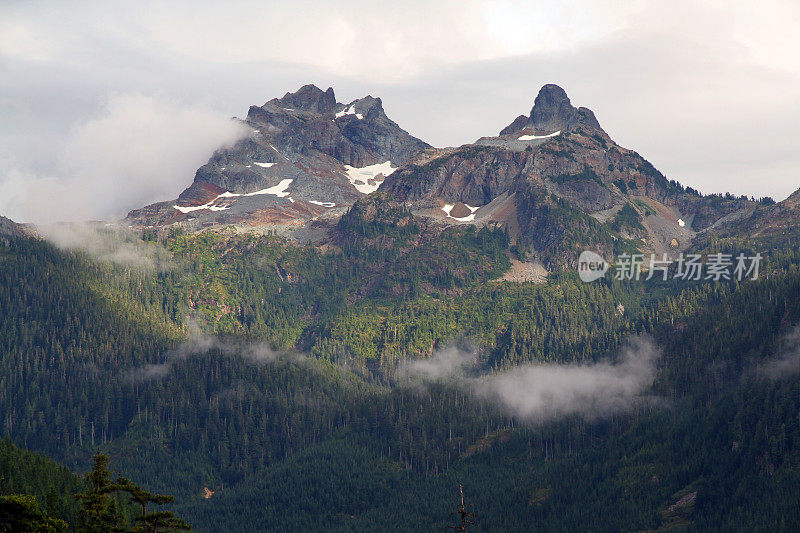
[271, 84, 337, 114]
[343, 95, 386, 120]
[782, 187, 800, 208]
[530, 84, 573, 129]
[0, 215, 30, 240]
[500, 84, 605, 136]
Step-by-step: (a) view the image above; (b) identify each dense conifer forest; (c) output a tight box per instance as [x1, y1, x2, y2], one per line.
[1, 214, 800, 530]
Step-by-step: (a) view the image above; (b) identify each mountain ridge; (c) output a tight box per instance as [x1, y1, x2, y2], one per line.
[123, 83, 787, 269]
[125, 84, 429, 229]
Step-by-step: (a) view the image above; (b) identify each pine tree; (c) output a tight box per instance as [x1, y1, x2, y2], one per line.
[115, 477, 190, 533]
[76, 454, 124, 533]
[0, 494, 67, 532]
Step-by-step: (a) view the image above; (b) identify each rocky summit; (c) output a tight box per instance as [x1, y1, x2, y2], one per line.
[499, 83, 604, 135]
[127, 83, 768, 269]
[379, 84, 756, 268]
[125, 84, 428, 230]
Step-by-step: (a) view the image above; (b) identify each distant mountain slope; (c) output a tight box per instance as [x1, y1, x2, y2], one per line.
[0, 437, 81, 526]
[381, 84, 756, 268]
[126, 85, 429, 228]
[731, 186, 800, 240]
[0, 215, 33, 242]
[124, 83, 773, 270]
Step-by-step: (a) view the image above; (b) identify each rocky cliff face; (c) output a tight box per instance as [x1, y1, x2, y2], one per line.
[381, 84, 757, 265]
[126, 85, 428, 228]
[499, 84, 604, 136]
[124, 82, 768, 268]
[707, 186, 800, 243]
[0, 215, 33, 246]
[0, 215, 31, 237]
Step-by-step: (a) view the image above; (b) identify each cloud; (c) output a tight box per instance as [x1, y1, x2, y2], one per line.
[476, 336, 660, 421]
[124, 326, 218, 383]
[398, 344, 476, 381]
[1, 93, 247, 223]
[401, 336, 661, 422]
[126, 362, 172, 383]
[242, 342, 305, 365]
[760, 327, 800, 380]
[1, 0, 799, 218]
[40, 222, 173, 270]
[0, 0, 645, 83]
[123, 327, 302, 384]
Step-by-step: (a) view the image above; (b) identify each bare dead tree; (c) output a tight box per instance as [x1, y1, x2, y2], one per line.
[445, 484, 476, 532]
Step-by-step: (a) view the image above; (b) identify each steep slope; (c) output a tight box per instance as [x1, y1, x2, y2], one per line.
[730, 186, 800, 241]
[124, 83, 763, 268]
[0, 215, 33, 242]
[0, 437, 81, 526]
[381, 84, 755, 267]
[126, 85, 429, 229]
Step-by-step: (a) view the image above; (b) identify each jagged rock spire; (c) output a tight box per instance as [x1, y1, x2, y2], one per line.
[500, 84, 605, 136]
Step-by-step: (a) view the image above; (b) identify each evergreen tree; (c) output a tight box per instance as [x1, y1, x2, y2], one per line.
[76, 454, 124, 533]
[0, 494, 67, 532]
[116, 477, 190, 533]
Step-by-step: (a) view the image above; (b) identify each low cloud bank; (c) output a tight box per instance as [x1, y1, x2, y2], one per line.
[41, 222, 173, 270]
[125, 326, 217, 383]
[1, 93, 248, 224]
[124, 328, 298, 384]
[401, 336, 661, 422]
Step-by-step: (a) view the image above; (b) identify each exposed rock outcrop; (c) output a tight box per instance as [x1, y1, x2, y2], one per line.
[126, 85, 429, 228]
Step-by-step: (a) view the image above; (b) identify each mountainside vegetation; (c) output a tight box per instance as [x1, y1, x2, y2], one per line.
[1, 201, 800, 531]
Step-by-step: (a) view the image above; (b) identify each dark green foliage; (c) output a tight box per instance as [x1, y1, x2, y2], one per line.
[0, 236, 183, 462]
[76, 453, 190, 532]
[549, 164, 603, 185]
[76, 454, 124, 533]
[0, 438, 80, 525]
[1, 221, 800, 531]
[0, 494, 67, 532]
[116, 474, 190, 532]
[610, 203, 645, 233]
[515, 185, 640, 269]
[337, 194, 419, 240]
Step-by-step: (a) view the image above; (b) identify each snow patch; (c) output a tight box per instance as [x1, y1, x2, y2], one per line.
[172, 179, 294, 213]
[335, 105, 363, 120]
[173, 197, 231, 213]
[344, 161, 395, 194]
[244, 179, 293, 198]
[518, 130, 561, 141]
[309, 200, 336, 208]
[441, 203, 480, 222]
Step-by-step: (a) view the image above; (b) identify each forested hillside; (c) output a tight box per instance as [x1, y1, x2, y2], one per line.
[0, 437, 81, 528]
[1, 215, 799, 530]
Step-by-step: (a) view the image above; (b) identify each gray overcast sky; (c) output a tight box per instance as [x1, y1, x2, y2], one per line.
[1, 0, 799, 222]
